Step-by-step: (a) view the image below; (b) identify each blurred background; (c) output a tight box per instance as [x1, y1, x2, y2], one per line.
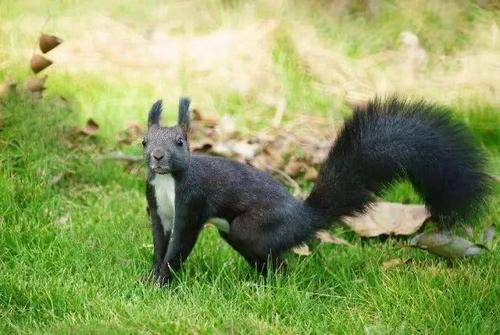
[1, 0, 499, 130]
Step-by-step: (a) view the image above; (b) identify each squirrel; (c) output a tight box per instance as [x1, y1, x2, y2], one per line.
[143, 97, 490, 285]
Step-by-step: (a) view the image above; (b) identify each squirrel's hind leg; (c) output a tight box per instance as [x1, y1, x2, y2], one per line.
[219, 213, 286, 276]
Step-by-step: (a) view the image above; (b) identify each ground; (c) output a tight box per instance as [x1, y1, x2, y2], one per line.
[0, 1, 499, 334]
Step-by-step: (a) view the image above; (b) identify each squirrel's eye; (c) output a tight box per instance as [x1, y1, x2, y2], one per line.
[176, 136, 184, 146]
[141, 138, 147, 147]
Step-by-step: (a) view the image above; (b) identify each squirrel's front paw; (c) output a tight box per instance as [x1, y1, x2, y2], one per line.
[153, 269, 173, 287]
[140, 268, 171, 287]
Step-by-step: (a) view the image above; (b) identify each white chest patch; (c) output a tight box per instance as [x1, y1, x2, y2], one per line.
[150, 174, 175, 234]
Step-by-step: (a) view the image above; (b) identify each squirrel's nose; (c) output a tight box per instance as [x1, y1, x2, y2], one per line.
[152, 149, 165, 161]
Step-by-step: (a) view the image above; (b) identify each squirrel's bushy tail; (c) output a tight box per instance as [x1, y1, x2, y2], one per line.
[306, 97, 490, 227]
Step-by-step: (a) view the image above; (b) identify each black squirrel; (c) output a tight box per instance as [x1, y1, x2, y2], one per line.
[143, 97, 489, 285]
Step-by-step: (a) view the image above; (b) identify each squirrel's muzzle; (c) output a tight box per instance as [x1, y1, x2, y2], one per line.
[152, 148, 165, 161]
[149, 148, 170, 174]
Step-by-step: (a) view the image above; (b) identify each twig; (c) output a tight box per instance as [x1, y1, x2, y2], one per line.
[99, 152, 143, 163]
[262, 163, 304, 198]
[271, 98, 286, 128]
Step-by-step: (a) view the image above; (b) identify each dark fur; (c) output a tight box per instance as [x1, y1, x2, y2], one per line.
[148, 100, 163, 127]
[307, 97, 490, 226]
[144, 96, 490, 284]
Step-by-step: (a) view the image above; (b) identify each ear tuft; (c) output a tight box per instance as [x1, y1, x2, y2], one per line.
[178, 97, 191, 135]
[148, 100, 163, 127]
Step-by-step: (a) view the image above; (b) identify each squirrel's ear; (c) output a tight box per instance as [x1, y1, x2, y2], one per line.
[178, 97, 191, 135]
[148, 100, 162, 128]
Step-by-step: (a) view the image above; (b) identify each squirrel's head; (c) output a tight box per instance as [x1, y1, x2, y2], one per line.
[143, 98, 191, 175]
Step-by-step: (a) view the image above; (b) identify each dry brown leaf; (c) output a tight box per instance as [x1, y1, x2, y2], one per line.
[191, 141, 214, 154]
[192, 108, 218, 127]
[215, 115, 236, 138]
[30, 54, 53, 74]
[292, 243, 311, 256]
[117, 122, 143, 145]
[284, 159, 307, 177]
[343, 202, 429, 237]
[80, 118, 99, 136]
[304, 166, 318, 181]
[251, 146, 285, 171]
[231, 141, 258, 160]
[39, 33, 63, 53]
[212, 143, 232, 157]
[264, 147, 285, 167]
[25, 75, 48, 93]
[190, 121, 216, 141]
[0, 77, 17, 98]
[315, 230, 352, 246]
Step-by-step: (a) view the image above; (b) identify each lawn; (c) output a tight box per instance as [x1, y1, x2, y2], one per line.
[0, 1, 499, 334]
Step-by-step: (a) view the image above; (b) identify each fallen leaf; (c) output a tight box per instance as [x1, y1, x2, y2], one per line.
[212, 142, 233, 157]
[79, 118, 99, 136]
[117, 122, 143, 145]
[231, 141, 258, 160]
[343, 202, 430, 237]
[482, 224, 496, 244]
[30, 54, 53, 74]
[284, 159, 307, 177]
[250, 145, 286, 171]
[410, 230, 488, 259]
[39, 33, 63, 53]
[191, 141, 214, 154]
[215, 115, 236, 138]
[25, 75, 48, 93]
[304, 166, 318, 181]
[315, 230, 352, 246]
[0, 77, 17, 98]
[292, 243, 311, 256]
[192, 108, 218, 127]
[263, 146, 285, 168]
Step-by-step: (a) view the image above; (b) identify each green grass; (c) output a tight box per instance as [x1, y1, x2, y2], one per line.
[1, 0, 499, 334]
[1, 77, 499, 335]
